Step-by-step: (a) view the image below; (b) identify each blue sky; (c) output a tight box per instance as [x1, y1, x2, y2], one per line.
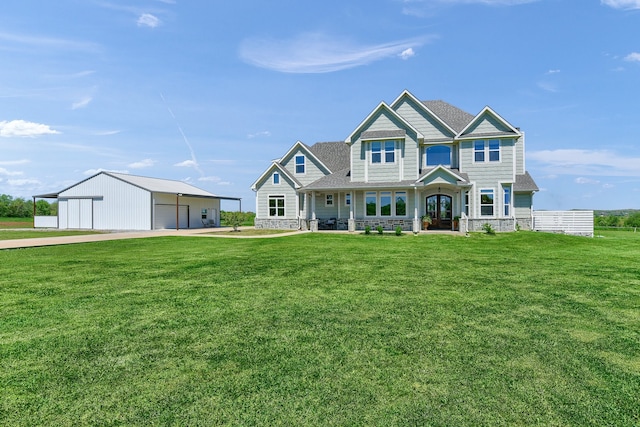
[1, 0, 639, 212]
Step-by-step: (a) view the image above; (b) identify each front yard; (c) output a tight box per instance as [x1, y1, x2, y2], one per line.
[1, 231, 638, 425]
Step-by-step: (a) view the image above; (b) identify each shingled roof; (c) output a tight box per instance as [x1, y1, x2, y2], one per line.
[308, 141, 350, 172]
[422, 100, 475, 133]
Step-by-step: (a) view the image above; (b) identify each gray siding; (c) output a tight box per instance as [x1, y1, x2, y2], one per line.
[460, 139, 515, 187]
[281, 148, 327, 186]
[255, 172, 298, 220]
[463, 114, 513, 136]
[515, 135, 525, 175]
[394, 98, 455, 140]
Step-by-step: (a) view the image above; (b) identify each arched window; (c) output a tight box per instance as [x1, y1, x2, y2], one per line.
[426, 145, 451, 167]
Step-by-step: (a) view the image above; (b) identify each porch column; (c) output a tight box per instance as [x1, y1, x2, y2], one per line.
[413, 187, 420, 233]
[348, 189, 355, 232]
[310, 191, 318, 232]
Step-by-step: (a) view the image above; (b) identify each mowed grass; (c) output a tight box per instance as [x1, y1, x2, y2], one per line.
[1, 232, 638, 426]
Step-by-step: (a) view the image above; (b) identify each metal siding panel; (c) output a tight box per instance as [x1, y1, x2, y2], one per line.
[68, 199, 80, 228]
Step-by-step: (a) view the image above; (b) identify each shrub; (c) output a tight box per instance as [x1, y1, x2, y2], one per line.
[515, 222, 521, 231]
[482, 223, 496, 235]
[395, 226, 402, 236]
[364, 225, 371, 235]
[376, 225, 384, 234]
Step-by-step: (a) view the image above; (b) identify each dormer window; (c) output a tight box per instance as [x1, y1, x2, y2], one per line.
[295, 155, 305, 174]
[273, 172, 280, 184]
[371, 141, 395, 164]
[426, 145, 451, 167]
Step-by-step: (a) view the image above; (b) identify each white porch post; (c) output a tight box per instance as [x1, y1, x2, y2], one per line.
[413, 186, 420, 233]
[310, 191, 318, 232]
[348, 189, 355, 232]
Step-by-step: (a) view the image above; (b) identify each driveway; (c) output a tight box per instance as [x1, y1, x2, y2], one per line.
[0, 227, 305, 250]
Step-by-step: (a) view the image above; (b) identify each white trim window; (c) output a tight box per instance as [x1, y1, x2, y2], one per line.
[426, 145, 451, 167]
[371, 141, 396, 164]
[295, 155, 305, 174]
[474, 139, 501, 163]
[365, 192, 377, 216]
[273, 172, 280, 185]
[345, 193, 351, 206]
[380, 191, 392, 216]
[395, 191, 407, 216]
[503, 185, 511, 217]
[480, 189, 494, 216]
[464, 191, 470, 216]
[325, 194, 334, 207]
[268, 195, 285, 217]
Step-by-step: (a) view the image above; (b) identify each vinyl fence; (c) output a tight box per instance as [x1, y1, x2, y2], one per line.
[533, 210, 594, 237]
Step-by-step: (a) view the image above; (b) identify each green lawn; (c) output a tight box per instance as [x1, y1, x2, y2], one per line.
[1, 232, 638, 426]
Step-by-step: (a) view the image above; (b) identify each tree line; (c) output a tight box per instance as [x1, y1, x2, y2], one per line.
[0, 195, 57, 218]
[594, 211, 640, 228]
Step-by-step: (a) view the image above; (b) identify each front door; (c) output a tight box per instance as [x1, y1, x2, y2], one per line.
[426, 195, 452, 229]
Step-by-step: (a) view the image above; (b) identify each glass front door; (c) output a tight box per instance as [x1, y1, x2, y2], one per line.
[426, 195, 452, 229]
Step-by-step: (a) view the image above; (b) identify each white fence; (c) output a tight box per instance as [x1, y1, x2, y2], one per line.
[533, 210, 593, 237]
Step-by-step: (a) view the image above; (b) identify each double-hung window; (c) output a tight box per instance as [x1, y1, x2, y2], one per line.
[345, 193, 351, 206]
[489, 140, 500, 162]
[371, 141, 395, 164]
[268, 196, 285, 217]
[480, 189, 494, 216]
[474, 141, 485, 162]
[384, 141, 395, 163]
[474, 140, 501, 162]
[295, 155, 305, 174]
[503, 186, 511, 217]
[371, 142, 381, 164]
[325, 194, 334, 207]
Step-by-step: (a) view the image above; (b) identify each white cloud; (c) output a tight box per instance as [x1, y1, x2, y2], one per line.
[71, 97, 93, 110]
[7, 178, 40, 186]
[247, 131, 271, 139]
[537, 81, 558, 92]
[0, 168, 23, 176]
[239, 33, 432, 73]
[83, 168, 128, 176]
[198, 176, 222, 182]
[128, 159, 155, 169]
[137, 13, 161, 28]
[575, 177, 600, 185]
[546, 69, 561, 74]
[601, 0, 640, 10]
[624, 52, 640, 62]
[439, 0, 538, 3]
[399, 48, 416, 60]
[0, 31, 100, 52]
[93, 130, 122, 136]
[0, 120, 60, 137]
[0, 159, 29, 166]
[174, 160, 198, 168]
[529, 149, 640, 177]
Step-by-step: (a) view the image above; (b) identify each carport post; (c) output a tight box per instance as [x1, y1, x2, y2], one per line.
[176, 193, 181, 230]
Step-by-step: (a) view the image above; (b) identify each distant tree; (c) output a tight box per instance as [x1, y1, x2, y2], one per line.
[624, 212, 640, 228]
[35, 200, 52, 216]
[0, 194, 12, 217]
[7, 198, 32, 218]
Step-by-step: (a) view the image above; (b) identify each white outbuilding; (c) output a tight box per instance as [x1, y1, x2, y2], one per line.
[33, 172, 241, 230]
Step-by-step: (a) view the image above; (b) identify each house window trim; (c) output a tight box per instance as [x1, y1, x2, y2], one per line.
[480, 188, 495, 217]
[370, 140, 397, 165]
[268, 195, 286, 217]
[364, 191, 408, 217]
[325, 194, 334, 207]
[272, 172, 280, 185]
[425, 144, 452, 168]
[503, 185, 511, 217]
[345, 193, 351, 207]
[473, 139, 502, 164]
[295, 154, 306, 175]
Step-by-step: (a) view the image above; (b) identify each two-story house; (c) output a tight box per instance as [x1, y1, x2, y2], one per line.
[251, 90, 538, 232]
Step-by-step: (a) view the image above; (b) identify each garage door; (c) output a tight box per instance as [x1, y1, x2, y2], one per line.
[66, 198, 93, 229]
